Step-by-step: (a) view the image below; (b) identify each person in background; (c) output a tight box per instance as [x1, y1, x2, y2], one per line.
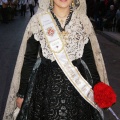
[34, 0, 37, 6]
[11, 0, 18, 16]
[28, 0, 35, 17]
[1, 0, 9, 23]
[94, 0, 103, 30]
[116, 7, 120, 32]
[107, 0, 114, 9]
[103, 4, 116, 29]
[19, 0, 27, 16]
[7, 0, 13, 20]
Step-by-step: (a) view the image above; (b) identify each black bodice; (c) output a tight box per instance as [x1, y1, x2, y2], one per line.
[17, 35, 100, 97]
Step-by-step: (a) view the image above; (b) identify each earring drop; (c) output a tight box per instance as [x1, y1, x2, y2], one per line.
[70, 0, 75, 10]
[50, 0, 54, 9]
[72, 0, 75, 8]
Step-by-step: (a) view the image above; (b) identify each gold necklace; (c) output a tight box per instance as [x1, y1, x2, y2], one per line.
[61, 31, 69, 46]
[61, 31, 69, 38]
[60, 19, 65, 27]
[52, 13, 69, 40]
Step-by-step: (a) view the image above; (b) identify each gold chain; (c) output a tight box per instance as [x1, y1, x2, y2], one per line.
[61, 31, 69, 45]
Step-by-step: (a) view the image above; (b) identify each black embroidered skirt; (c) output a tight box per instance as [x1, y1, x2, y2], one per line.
[17, 58, 103, 120]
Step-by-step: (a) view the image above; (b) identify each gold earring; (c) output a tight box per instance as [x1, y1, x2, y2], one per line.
[50, 0, 54, 9]
[72, 0, 75, 8]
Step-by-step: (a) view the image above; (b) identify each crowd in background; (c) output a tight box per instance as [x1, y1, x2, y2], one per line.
[86, 0, 120, 32]
[0, 0, 38, 23]
[0, 0, 120, 32]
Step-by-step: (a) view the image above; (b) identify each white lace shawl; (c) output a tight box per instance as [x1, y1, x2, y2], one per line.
[3, 0, 109, 119]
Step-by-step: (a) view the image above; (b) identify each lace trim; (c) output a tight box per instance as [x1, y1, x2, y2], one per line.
[31, 13, 89, 62]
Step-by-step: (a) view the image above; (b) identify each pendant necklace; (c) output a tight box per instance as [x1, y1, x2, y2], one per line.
[51, 10, 73, 44]
[53, 12, 69, 27]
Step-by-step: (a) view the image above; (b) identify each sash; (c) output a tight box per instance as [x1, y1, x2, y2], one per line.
[39, 11, 104, 119]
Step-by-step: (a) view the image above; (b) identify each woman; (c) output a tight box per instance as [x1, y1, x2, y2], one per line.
[3, 0, 110, 119]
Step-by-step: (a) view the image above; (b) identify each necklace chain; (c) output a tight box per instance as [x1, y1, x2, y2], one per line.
[51, 10, 73, 31]
[53, 11, 70, 27]
[51, 10, 73, 45]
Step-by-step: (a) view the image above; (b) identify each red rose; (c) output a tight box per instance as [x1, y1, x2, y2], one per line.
[93, 82, 116, 108]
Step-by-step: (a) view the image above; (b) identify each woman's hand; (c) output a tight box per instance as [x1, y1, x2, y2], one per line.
[16, 97, 24, 108]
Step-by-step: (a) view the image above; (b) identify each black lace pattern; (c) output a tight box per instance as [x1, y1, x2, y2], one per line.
[17, 58, 102, 120]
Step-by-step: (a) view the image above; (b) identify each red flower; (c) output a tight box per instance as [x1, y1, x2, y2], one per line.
[93, 82, 116, 108]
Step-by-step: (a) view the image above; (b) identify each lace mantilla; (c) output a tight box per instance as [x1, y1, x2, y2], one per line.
[3, 0, 109, 119]
[29, 12, 89, 62]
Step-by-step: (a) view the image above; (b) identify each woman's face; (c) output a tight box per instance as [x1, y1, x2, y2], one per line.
[53, 0, 72, 9]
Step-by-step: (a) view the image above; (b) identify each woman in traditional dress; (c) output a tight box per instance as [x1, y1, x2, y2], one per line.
[3, 0, 110, 119]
